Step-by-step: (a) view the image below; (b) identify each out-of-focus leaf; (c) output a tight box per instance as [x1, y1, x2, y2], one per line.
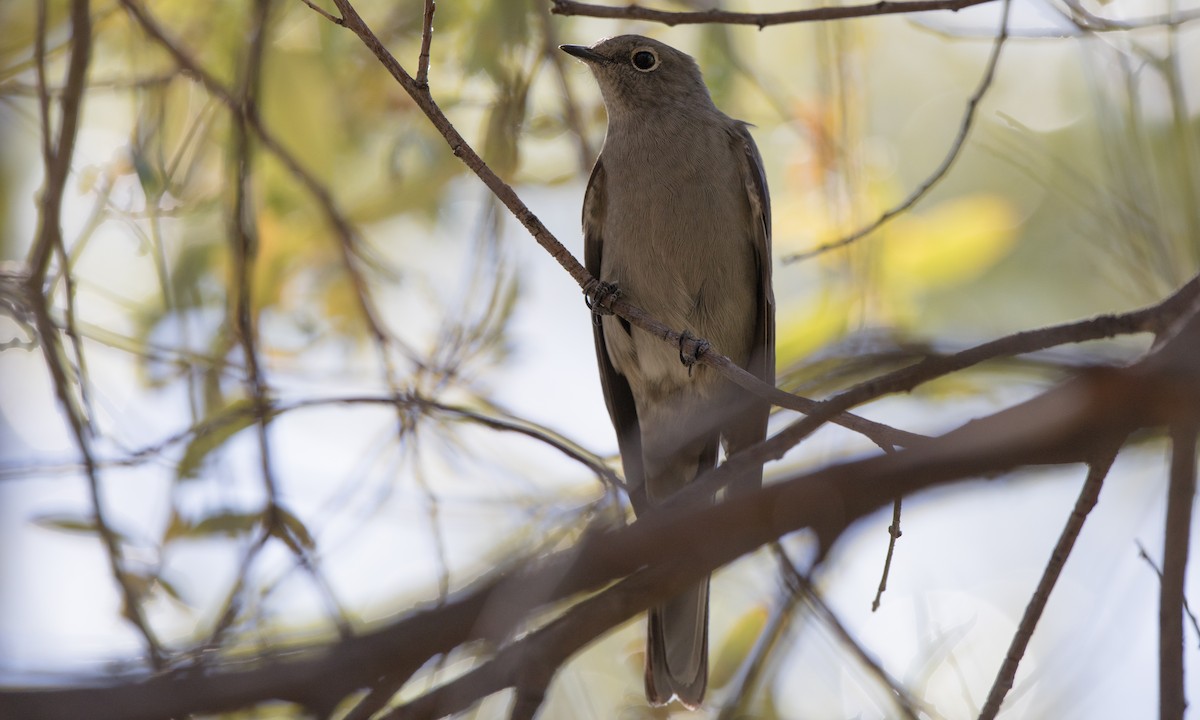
[463, 0, 531, 81]
[482, 73, 531, 181]
[881, 194, 1019, 289]
[260, 48, 345, 187]
[710, 604, 769, 690]
[33, 513, 100, 536]
[155, 573, 188, 605]
[166, 509, 262, 540]
[0, 1, 69, 74]
[698, 24, 737, 107]
[271, 505, 316, 553]
[176, 398, 258, 481]
[775, 290, 850, 368]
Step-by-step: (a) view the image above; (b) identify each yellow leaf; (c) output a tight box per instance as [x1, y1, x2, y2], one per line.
[710, 605, 769, 690]
[881, 194, 1019, 289]
[775, 290, 850, 366]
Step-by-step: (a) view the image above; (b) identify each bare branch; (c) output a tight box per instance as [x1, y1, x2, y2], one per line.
[978, 449, 1119, 720]
[416, 0, 435, 88]
[296, 0, 344, 25]
[1136, 541, 1200, 649]
[1160, 422, 1197, 720]
[871, 497, 903, 611]
[549, 0, 998, 27]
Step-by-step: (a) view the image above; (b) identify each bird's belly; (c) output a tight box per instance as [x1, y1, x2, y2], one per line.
[600, 200, 757, 402]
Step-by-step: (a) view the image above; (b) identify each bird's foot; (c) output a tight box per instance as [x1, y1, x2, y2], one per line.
[585, 280, 621, 326]
[678, 330, 710, 377]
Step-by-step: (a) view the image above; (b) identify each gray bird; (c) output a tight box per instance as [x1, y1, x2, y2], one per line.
[561, 35, 774, 708]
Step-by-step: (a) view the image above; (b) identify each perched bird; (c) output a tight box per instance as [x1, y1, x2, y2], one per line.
[561, 35, 775, 708]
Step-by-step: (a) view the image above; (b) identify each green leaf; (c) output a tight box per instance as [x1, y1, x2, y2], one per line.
[176, 398, 259, 481]
[32, 513, 100, 535]
[710, 605, 769, 690]
[271, 506, 316, 553]
[168, 509, 262, 540]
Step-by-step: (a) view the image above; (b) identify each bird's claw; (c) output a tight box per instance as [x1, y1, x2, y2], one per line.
[585, 280, 620, 326]
[678, 330, 709, 376]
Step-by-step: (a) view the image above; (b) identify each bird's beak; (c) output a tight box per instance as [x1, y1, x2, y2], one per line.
[560, 44, 608, 65]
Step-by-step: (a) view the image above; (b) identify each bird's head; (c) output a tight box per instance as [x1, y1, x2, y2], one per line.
[560, 35, 713, 118]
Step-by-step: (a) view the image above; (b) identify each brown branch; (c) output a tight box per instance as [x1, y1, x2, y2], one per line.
[415, 0, 435, 88]
[296, 0, 344, 25]
[10, 303, 1200, 719]
[1160, 422, 1197, 720]
[549, 0, 999, 27]
[731, 273, 1200, 506]
[1137, 542, 1200, 650]
[871, 497, 903, 611]
[977, 449, 1119, 720]
[228, 0, 281, 507]
[784, 0, 1013, 263]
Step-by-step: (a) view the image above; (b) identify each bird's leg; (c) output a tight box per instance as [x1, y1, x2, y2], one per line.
[677, 330, 710, 377]
[585, 279, 621, 326]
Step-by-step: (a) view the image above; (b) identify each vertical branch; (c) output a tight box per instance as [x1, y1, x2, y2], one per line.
[415, 0, 434, 89]
[27, 0, 165, 666]
[228, 0, 281, 509]
[978, 448, 1119, 720]
[871, 497, 903, 611]
[223, 0, 351, 637]
[1161, 423, 1197, 720]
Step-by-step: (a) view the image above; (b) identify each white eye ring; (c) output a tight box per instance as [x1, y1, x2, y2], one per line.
[630, 47, 660, 72]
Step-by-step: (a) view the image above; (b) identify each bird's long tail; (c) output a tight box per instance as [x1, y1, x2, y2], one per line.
[645, 577, 709, 709]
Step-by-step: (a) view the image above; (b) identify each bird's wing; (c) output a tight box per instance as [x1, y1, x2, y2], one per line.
[732, 122, 775, 390]
[584, 158, 648, 512]
[720, 122, 775, 494]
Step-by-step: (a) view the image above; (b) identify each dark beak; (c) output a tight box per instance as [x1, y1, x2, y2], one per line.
[560, 44, 608, 64]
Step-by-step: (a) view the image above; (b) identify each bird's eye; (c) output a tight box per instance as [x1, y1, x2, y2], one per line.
[631, 48, 659, 72]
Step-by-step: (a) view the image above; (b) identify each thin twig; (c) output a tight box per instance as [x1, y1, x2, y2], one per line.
[1135, 541, 1200, 649]
[296, 0, 344, 25]
[228, 0, 282, 513]
[977, 449, 1119, 720]
[871, 497, 903, 612]
[550, 0, 998, 27]
[415, 0, 435, 88]
[784, 0, 1014, 263]
[1160, 422, 1197, 720]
